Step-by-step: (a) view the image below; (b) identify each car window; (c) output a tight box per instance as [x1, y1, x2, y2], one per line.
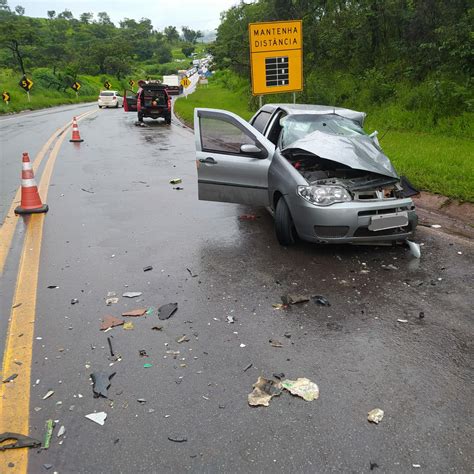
[200, 117, 256, 155]
[280, 114, 367, 148]
[251, 110, 272, 134]
[100, 91, 114, 96]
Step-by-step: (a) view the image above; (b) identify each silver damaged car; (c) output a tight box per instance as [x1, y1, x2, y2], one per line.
[194, 104, 418, 245]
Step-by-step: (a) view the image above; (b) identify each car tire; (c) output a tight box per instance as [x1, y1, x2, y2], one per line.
[275, 197, 297, 246]
[165, 115, 171, 125]
[137, 112, 144, 122]
[98, 105, 102, 108]
[115, 102, 119, 108]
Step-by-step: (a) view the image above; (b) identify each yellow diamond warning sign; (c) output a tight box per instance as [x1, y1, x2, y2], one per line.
[249, 20, 303, 96]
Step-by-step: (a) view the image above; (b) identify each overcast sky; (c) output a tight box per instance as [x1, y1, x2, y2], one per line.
[15, 0, 241, 31]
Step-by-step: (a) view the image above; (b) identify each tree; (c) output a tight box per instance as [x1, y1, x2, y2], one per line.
[181, 43, 195, 57]
[80, 12, 93, 24]
[14, 4, 24, 15]
[46, 10, 55, 19]
[0, 0, 10, 12]
[57, 9, 73, 20]
[164, 25, 179, 43]
[181, 26, 201, 44]
[97, 11, 113, 26]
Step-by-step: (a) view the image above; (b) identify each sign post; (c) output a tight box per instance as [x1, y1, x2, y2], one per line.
[71, 81, 81, 98]
[248, 20, 303, 99]
[18, 75, 34, 101]
[180, 76, 191, 99]
[2, 91, 10, 105]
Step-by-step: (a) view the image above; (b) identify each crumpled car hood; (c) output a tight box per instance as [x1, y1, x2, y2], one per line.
[283, 131, 398, 179]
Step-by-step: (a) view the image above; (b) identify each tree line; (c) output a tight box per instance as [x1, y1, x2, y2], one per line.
[0, 0, 203, 83]
[211, 0, 473, 122]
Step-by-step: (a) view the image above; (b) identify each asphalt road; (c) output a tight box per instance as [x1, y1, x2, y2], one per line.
[0, 102, 472, 473]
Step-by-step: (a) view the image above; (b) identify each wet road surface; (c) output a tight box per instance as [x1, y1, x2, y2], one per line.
[0, 105, 473, 473]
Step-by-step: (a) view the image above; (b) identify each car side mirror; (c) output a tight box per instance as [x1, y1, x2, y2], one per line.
[240, 144, 262, 154]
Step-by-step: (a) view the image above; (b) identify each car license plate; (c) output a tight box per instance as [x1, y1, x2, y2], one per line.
[368, 211, 409, 231]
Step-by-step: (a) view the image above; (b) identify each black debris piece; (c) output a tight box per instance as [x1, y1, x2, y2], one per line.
[2, 374, 18, 383]
[0, 433, 41, 451]
[158, 303, 178, 320]
[243, 363, 253, 372]
[71, 298, 79, 305]
[273, 373, 285, 380]
[370, 461, 379, 470]
[47, 285, 58, 289]
[168, 435, 187, 443]
[139, 350, 148, 357]
[143, 265, 153, 272]
[419, 311, 425, 319]
[151, 326, 163, 331]
[90, 371, 116, 398]
[186, 268, 198, 277]
[107, 337, 114, 357]
[312, 295, 331, 306]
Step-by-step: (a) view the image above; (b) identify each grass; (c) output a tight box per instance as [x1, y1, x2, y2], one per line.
[0, 69, 129, 114]
[174, 81, 253, 127]
[175, 79, 474, 202]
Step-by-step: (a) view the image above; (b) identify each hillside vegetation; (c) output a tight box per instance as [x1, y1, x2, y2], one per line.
[0, 1, 207, 113]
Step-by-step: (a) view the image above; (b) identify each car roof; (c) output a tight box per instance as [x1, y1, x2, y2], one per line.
[100, 90, 119, 93]
[258, 103, 366, 126]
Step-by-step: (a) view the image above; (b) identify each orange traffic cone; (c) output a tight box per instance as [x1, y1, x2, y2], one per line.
[69, 116, 84, 142]
[14, 152, 49, 214]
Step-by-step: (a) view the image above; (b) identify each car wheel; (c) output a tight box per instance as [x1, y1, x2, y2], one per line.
[115, 102, 119, 108]
[98, 105, 102, 108]
[275, 197, 297, 246]
[165, 115, 171, 125]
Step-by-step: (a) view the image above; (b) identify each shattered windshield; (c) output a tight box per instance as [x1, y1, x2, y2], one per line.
[280, 114, 367, 148]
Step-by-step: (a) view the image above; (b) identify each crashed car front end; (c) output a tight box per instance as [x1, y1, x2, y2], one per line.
[273, 114, 418, 244]
[289, 171, 417, 243]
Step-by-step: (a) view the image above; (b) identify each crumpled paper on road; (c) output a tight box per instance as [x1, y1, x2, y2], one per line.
[281, 378, 320, 401]
[248, 376, 282, 407]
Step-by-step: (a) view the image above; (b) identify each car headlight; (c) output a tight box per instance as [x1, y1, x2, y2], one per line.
[297, 185, 352, 206]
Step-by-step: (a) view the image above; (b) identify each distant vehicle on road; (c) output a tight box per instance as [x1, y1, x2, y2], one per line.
[194, 104, 418, 246]
[98, 90, 123, 108]
[123, 80, 171, 124]
[163, 74, 184, 95]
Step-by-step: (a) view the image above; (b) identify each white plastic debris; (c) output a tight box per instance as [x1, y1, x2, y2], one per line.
[85, 412, 107, 426]
[397, 319, 408, 323]
[431, 224, 441, 228]
[57, 426, 65, 437]
[122, 292, 142, 298]
[42, 390, 54, 400]
[368, 408, 384, 423]
[407, 240, 421, 258]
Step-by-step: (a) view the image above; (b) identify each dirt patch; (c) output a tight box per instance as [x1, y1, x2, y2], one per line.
[414, 192, 474, 239]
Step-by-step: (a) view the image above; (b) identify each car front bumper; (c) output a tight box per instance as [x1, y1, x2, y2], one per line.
[290, 195, 418, 244]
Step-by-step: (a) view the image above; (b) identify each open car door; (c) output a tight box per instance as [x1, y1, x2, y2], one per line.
[194, 108, 275, 206]
[123, 89, 138, 112]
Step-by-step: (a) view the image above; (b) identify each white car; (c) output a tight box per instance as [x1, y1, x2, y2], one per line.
[98, 90, 124, 108]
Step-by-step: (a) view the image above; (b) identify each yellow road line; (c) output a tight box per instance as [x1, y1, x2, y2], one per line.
[0, 109, 96, 472]
[0, 109, 95, 276]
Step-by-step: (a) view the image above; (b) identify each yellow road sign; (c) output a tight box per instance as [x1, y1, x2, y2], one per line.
[180, 77, 191, 88]
[2, 91, 10, 102]
[104, 81, 111, 90]
[19, 76, 33, 91]
[71, 82, 81, 91]
[129, 79, 135, 87]
[249, 20, 303, 96]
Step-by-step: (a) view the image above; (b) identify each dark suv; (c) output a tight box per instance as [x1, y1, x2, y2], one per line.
[123, 80, 171, 124]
